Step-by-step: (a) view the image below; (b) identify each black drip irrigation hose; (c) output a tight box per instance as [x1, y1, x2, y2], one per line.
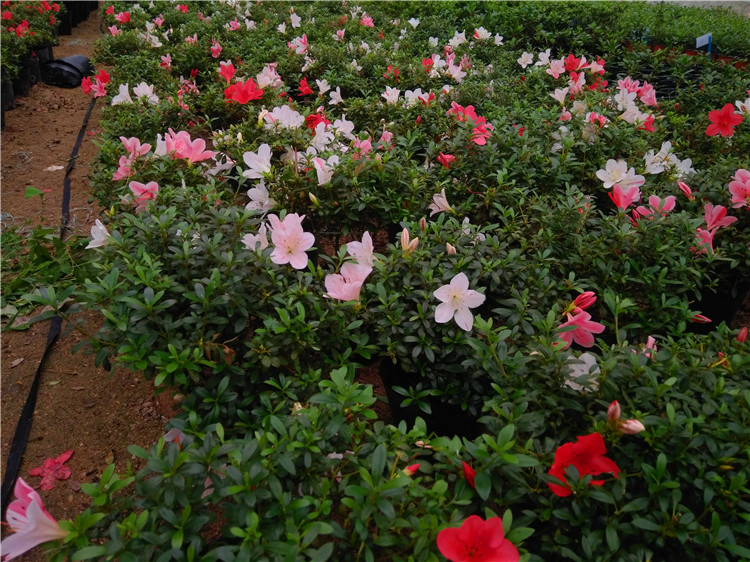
[1, 96, 97, 514]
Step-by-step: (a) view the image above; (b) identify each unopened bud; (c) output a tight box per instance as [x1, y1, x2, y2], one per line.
[619, 419, 646, 434]
[309, 192, 320, 206]
[446, 242, 457, 255]
[404, 463, 420, 476]
[737, 326, 748, 343]
[607, 400, 621, 423]
[419, 217, 427, 232]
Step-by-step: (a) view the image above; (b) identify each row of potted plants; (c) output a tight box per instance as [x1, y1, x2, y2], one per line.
[4, 1, 749, 560]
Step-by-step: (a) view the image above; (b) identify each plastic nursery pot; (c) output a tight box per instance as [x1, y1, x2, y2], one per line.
[35, 46, 54, 65]
[378, 359, 485, 439]
[689, 276, 750, 335]
[1, 81, 15, 112]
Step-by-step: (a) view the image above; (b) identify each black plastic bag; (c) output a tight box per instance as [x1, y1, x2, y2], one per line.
[40, 55, 94, 88]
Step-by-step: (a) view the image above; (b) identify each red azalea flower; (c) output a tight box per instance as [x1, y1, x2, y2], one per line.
[548, 433, 620, 497]
[219, 61, 235, 83]
[737, 327, 748, 343]
[28, 450, 74, 490]
[461, 461, 476, 489]
[224, 78, 264, 104]
[177, 3, 188, 13]
[114, 11, 129, 24]
[706, 103, 743, 137]
[105, 5, 114, 15]
[80, 76, 92, 95]
[94, 68, 110, 85]
[1, 10, 12, 20]
[637, 115, 655, 133]
[437, 516, 520, 562]
[305, 112, 331, 130]
[437, 152, 455, 169]
[298, 77, 314, 96]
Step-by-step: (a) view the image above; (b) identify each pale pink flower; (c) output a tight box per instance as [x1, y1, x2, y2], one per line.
[546, 59, 566, 79]
[313, 155, 339, 185]
[108, 25, 121, 36]
[245, 180, 275, 213]
[473, 27, 491, 40]
[160, 54, 172, 70]
[433, 272, 486, 331]
[120, 136, 151, 158]
[242, 144, 273, 179]
[226, 17, 240, 30]
[550, 87, 569, 105]
[642, 336, 657, 359]
[346, 231, 375, 266]
[400, 228, 419, 255]
[557, 311, 605, 348]
[728, 168, 750, 209]
[268, 213, 314, 269]
[617, 76, 641, 94]
[288, 34, 308, 55]
[242, 223, 269, 251]
[290, 13, 301, 28]
[129, 181, 159, 211]
[596, 159, 645, 189]
[382, 86, 400, 104]
[324, 263, 372, 301]
[607, 400, 646, 434]
[352, 137, 372, 160]
[703, 203, 737, 230]
[132, 82, 159, 105]
[176, 136, 217, 164]
[428, 188, 452, 216]
[517, 52, 534, 69]
[334, 29, 345, 42]
[1, 478, 69, 560]
[153, 15, 164, 27]
[185, 33, 198, 44]
[446, 243, 457, 255]
[329, 86, 344, 105]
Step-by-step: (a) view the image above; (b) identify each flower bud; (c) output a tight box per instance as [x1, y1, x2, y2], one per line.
[573, 291, 596, 313]
[461, 461, 476, 489]
[619, 419, 646, 434]
[309, 192, 320, 207]
[677, 181, 694, 201]
[446, 242, 457, 255]
[737, 326, 748, 343]
[607, 400, 621, 423]
[404, 463, 420, 476]
[690, 313, 712, 324]
[419, 217, 427, 231]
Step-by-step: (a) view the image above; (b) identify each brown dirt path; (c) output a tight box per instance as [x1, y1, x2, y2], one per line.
[1, 8, 173, 560]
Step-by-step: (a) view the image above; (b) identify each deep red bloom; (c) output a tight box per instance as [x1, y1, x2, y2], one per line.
[224, 79, 264, 104]
[705, 103, 743, 137]
[298, 77, 314, 96]
[637, 114, 655, 133]
[28, 450, 74, 490]
[1, 10, 12, 20]
[737, 327, 748, 343]
[105, 5, 114, 15]
[437, 516, 520, 562]
[564, 54, 584, 72]
[177, 3, 188, 13]
[437, 153, 455, 169]
[461, 461, 476, 489]
[80, 76, 92, 95]
[219, 61, 235, 83]
[548, 433, 620, 497]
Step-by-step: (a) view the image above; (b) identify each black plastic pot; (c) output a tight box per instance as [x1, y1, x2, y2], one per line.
[690, 276, 750, 334]
[379, 359, 484, 439]
[58, 10, 72, 35]
[1, 80, 14, 111]
[35, 46, 54, 65]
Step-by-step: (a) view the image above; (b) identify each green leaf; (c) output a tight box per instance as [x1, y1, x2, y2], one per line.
[25, 186, 45, 199]
[371, 444, 386, 477]
[474, 471, 491, 501]
[632, 517, 661, 531]
[71, 546, 108, 561]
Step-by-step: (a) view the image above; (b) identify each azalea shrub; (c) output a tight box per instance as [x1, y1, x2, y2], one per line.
[8, 1, 750, 561]
[0, 0, 62, 82]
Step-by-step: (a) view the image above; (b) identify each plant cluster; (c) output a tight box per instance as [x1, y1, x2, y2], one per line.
[4, 2, 750, 561]
[0, 0, 63, 81]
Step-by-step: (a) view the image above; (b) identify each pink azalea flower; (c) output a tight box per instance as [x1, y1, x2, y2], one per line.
[153, 14, 164, 27]
[324, 263, 372, 301]
[557, 311, 605, 348]
[129, 181, 159, 211]
[108, 25, 121, 36]
[437, 153, 455, 169]
[428, 188, 452, 216]
[433, 272, 486, 331]
[287, 34, 308, 54]
[160, 53, 172, 70]
[634, 195, 676, 219]
[177, 137, 218, 164]
[571, 291, 596, 315]
[608, 184, 641, 211]
[728, 168, 750, 209]
[111, 155, 133, 181]
[703, 203, 737, 230]
[120, 136, 151, 158]
[400, 227, 419, 255]
[0, 478, 69, 560]
[90, 78, 107, 98]
[360, 14, 374, 27]
[227, 17, 240, 30]
[268, 213, 315, 270]
[346, 231, 374, 266]
[352, 137, 372, 160]
[546, 58, 566, 79]
[114, 11, 129, 24]
[437, 515, 519, 562]
[210, 40, 222, 58]
[694, 227, 715, 254]
[638, 81, 657, 106]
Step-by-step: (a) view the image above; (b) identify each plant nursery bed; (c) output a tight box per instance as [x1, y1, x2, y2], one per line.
[1, 2, 750, 562]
